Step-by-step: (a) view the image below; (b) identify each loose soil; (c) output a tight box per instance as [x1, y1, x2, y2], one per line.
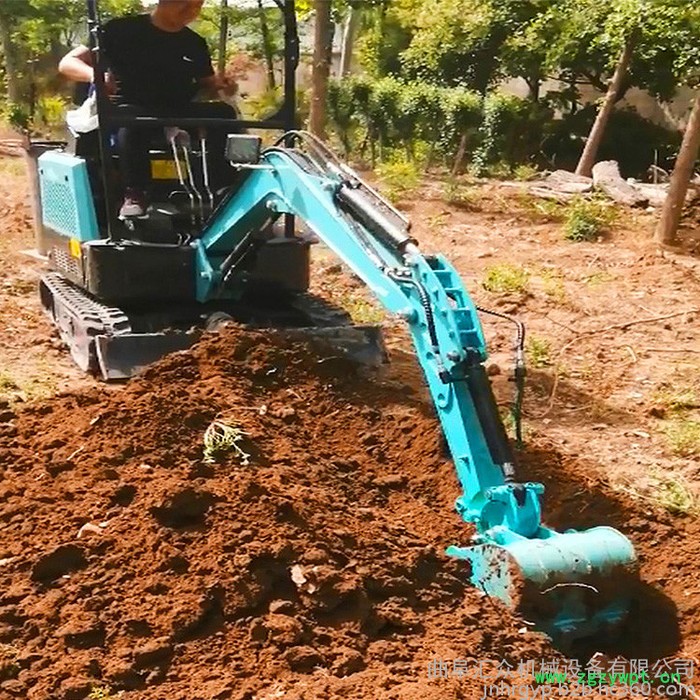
[0, 154, 699, 699]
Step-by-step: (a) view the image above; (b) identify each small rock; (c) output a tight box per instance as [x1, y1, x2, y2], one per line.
[248, 618, 267, 643]
[31, 544, 86, 582]
[270, 406, 296, 422]
[283, 646, 323, 672]
[486, 363, 501, 376]
[332, 647, 365, 677]
[290, 564, 307, 587]
[58, 621, 105, 649]
[59, 678, 92, 700]
[373, 474, 406, 489]
[151, 488, 214, 528]
[268, 600, 295, 615]
[0, 679, 24, 696]
[303, 547, 328, 565]
[46, 460, 74, 477]
[265, 614, 303, 647]
[133, 639, 173, 669]
[77, 523, 103, 539]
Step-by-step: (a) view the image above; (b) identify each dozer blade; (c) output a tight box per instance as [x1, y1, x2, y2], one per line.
[284, 324, 388, 367]
[448, 526, 637, 646]
[95, 331, 201, 380]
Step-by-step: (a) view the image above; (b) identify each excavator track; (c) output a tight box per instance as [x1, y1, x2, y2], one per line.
[39, 272, 132, 374]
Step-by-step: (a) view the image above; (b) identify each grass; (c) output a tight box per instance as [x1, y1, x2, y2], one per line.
[563, 196, 616, 242]
[583, 271, 616, 287]
[538, 268, 568, 304]
[514, 193, 564, 222]
[482, 264, 530, 295]
[203, 420, 251, 465]
[512, 164, 540, 181]
[443, 178, 480, 210]
[652, 386, 698, 414]
[89, 687, 123, 700]
[342, 295, 384, 325]
[612, 465, 698, 516]
[663, 419, 700, 457]
[0, 157, 26, 178]
[526, 336, 552, 368]
[0, 370, 58, 404]
[0, 372, 18, 392]
[376, 159, 420, 201]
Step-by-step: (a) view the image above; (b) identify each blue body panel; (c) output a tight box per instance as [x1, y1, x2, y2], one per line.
[38, 150, 99, 241]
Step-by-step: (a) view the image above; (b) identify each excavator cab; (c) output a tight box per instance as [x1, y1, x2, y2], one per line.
[33, 0, 347, 378]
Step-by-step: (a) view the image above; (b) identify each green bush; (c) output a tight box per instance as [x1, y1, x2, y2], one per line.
[36, 94, 68, 128]
[563, 197, 616, 242]
[376, 158, 420, 200]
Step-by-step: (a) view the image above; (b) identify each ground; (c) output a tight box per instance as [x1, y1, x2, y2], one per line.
[0, 153, 699, 699]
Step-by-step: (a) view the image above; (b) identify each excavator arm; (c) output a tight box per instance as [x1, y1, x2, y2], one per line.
[198, 133, 637, 646]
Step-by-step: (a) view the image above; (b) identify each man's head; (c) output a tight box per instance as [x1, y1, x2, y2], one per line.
[154, 0, 204, 31]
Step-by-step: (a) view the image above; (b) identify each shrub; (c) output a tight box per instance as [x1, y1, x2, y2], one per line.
[563, 197, 616, 242]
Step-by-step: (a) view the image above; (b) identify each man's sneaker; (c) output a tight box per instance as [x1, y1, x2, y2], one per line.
[119, 189, 148, 219]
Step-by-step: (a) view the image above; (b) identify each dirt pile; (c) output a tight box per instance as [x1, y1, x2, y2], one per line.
[0, 327, 563, 700]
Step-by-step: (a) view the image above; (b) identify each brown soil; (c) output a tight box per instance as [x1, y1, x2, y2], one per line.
[0, 328, 561, 699]
[0, 155, 699, 699]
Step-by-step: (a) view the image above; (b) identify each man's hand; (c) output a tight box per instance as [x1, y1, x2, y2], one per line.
[199, 74, 238, 99]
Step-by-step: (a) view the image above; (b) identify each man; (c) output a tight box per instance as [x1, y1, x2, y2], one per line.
[59, 0, 237, 218]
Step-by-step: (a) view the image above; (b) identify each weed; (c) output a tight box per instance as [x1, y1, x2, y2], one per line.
[342, 295, 384, 324]
[663, 419, 700, 457]
[482, 264, 530, 295]
[428, 211, 451, 228]
[583, 271, 616, 287]
[652, 386, 698, 414]
[615, 469, 698, 516]
[563, 196, 616, 242]
[513, 164, 539, 181]
[538, 269, 568, 304]
[443, 179, 479, 210]
[485, 161, 513, 180]
[376, 159, 420, 201]
[513, 193, 564, 222]
[526, 336, 552, 368]
[648, 467, 697, 515]
[89, 686, 123, 700]
[0, 644, 19, 681]
[0, 372, 18, 392]
[0, 157, 25, 177]
[203, 420, 251, 465]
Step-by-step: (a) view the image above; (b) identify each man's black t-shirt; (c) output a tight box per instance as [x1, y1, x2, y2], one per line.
[102, 14, 214, 108]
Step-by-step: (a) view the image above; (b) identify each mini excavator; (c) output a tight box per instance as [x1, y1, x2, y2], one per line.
[29, 0, 637, 647]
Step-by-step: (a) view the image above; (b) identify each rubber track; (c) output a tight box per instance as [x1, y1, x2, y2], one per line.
[40, 272, 132, 372]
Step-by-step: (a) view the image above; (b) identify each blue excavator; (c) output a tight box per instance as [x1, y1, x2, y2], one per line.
[31, 0, 637, 648]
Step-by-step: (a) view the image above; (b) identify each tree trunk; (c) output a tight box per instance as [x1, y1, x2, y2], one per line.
[339, 6, 360, 78]
[217, 0, 229, 77]
[655, 92, 700, 245]
[257, 0, 276, 89]
[0, 11, 21, 103]
[575, 39, 634, 177]
[310, 0, 333, 138]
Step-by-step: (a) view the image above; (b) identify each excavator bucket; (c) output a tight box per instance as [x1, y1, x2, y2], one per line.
[448, 526, 637, 646]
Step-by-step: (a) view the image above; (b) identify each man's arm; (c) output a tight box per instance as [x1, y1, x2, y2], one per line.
[199, 74, 238, 97]
[58, 45, 94, 83]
